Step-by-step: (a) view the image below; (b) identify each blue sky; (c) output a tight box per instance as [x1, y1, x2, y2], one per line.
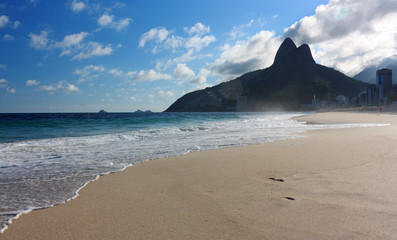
[1, 0, 397, 112]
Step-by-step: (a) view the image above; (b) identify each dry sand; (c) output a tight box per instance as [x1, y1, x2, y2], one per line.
[2, 112, 397, 239]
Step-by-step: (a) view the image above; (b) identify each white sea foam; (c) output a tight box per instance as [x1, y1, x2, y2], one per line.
[0, 112, 388, 233]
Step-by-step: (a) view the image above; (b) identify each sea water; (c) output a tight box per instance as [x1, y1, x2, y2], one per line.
[0, 112, 385, 232]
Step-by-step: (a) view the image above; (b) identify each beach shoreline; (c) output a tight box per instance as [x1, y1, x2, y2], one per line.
[2, 112, 397, 239]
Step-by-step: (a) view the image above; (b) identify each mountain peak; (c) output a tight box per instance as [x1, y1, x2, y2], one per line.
[273, 38, 297, 64]
[273, 38, 315, 66]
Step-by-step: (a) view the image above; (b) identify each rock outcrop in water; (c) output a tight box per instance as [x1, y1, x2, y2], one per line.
[165, 38, 368, 112]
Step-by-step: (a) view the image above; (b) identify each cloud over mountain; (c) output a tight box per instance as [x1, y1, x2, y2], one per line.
[283, 0, 397, 76]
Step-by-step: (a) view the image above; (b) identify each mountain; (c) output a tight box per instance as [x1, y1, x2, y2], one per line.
[353, 59, 397, 84]
[165, 38, 368, 112]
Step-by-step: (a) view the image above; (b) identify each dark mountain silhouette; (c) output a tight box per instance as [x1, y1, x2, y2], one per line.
[165, 38, 368, 112]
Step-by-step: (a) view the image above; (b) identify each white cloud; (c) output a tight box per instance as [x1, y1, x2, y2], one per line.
[56, 32, 88, 48]
[173, 63, 195, 80]
[56, 32, 90, 57]
[129, 96, 136, 101]
[185, 22, 210, 35]
[0, 15, 20, 29]
[139, 24, 215, 56]
[164, 35, 184, 49]
[40, 82, 80, 94]
[209, 30, 280, 82]
[40, 85, 57, 91]
[98, 14, 114, 26]
[109, 68, 123, 76]
[0, 78, 15, 94]
[1, 34, 14, 41]
[13, 21, 20, 29]
[0, 78, 7, 88]
[185, 35, 216, 51]
[283, 0, 397, 76]
[75, 64, 106, 76]
[139, 27, 170, 48]
[0, 15, 9, 28]
[71, 0, 86, 12]
[228, 19, 254, 39]
[74, 64, 106, 83]
[115, 18, 131, 31]
[190, 68, 210, 85]
[28, 31, 113, 60]
[6, 87, 16, 94]
[72, 41, 113, 60]
[29, 30, 49, 49]
[97, 13, 131, 31]
[159, 90, 175, 97]
[130, 69, 172, 82]
[26, 79, 40, 86]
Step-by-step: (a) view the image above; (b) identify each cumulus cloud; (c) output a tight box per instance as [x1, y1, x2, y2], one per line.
[71, 41, 113, 60]
[13, 21, 20, 29]
[1, 34, 14, 41]
[40, 85, 57, 91]
[139, 27, 170, 48]
[228, 19, 254, 39]
[0, 78, 7, 88]
[74, 64, 106, 82]
[185, 35, 216, 51]
[0, 15, 8, 27]
[29, 30, 49, 49]
[139, 24, 216, 54]
[190, 68, 210, 85]
[26, 79, 40, 86]
[71, 0, 86, 12]
[55, 32, 89, 51]
[283, 0, 397, 76]
[0, 15, 20, 29]
[58, 82, 80, 94]
[209, 31, 280, 82]
[114, 18, 131, 31]
[109, 68, 123, 76]
[158, 90, 175, 97]
[28, 31, 113, 60]
[0, 78, 16, 94]
[39, 81, 80, 94]
[173, 63, 195, 80]
[98, 14, 114, 26]
[184, 22, 210, 35]
[130, 69, 171, 82]
[6, 87, 16, 94]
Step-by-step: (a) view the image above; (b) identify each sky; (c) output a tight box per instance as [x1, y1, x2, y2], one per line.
[1, 0, 397, 113]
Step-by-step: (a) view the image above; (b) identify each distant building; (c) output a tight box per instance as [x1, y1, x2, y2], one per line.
[376, 68, 392, 105]
[366, 84, 379, 106]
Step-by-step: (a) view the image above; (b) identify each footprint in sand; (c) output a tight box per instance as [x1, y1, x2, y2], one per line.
[269, 177, 284, 182]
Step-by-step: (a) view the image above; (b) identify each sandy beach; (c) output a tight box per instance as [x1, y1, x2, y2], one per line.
[2, 112, 397, 239]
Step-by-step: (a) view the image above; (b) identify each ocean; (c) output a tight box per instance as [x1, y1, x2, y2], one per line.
[0, 112, 383, 233]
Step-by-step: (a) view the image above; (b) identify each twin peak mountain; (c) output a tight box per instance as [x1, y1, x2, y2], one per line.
[165, 38, 367, 112]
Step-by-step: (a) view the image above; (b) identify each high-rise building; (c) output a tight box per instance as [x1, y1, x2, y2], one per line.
[376, 68, 392, 105]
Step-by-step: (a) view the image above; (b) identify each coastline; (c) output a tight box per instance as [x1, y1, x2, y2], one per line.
[2, 112, 397, 239]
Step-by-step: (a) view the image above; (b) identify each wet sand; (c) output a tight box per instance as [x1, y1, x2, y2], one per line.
[2, 112, 397, 239]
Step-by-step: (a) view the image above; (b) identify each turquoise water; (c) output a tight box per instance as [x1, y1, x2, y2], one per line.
[0, 112, 383, 233]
